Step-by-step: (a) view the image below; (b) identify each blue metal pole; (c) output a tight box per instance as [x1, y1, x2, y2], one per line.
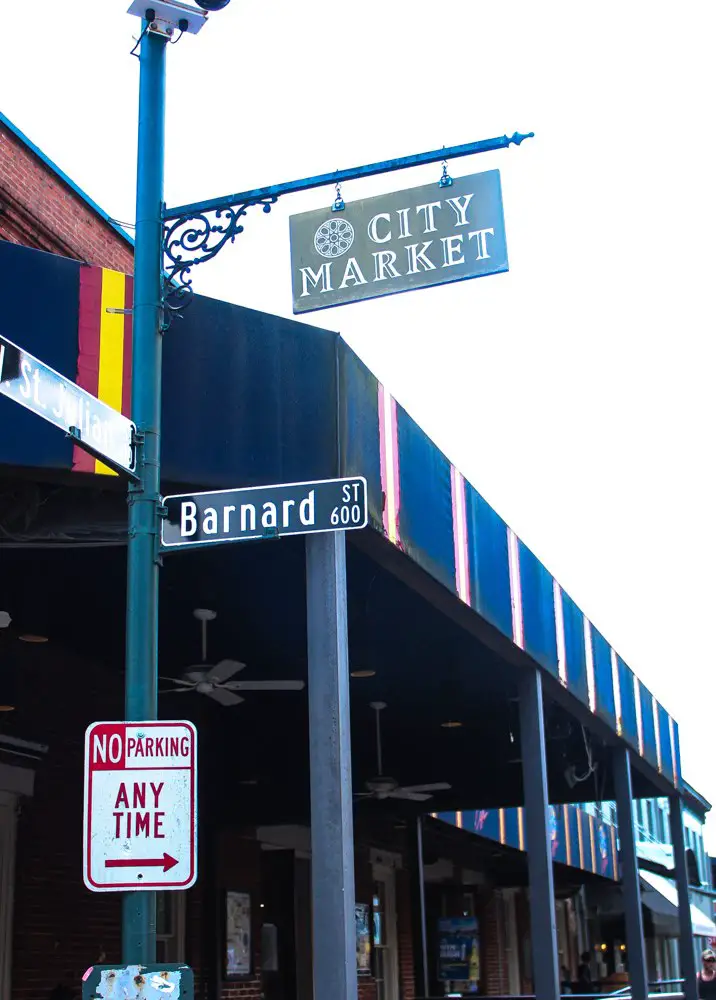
[122, 19, 167, 964]
[163, 132, 534, 220]
[305, 531, 358, 1000]
[518, 669, 560, 1000]
[669, 795, 698, 1000]
[613, 748, 648, 1000]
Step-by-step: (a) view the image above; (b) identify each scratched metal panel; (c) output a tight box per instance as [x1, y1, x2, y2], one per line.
[657, 704, 674, 782]
[82, 963, 194, 999]
[518, 543, 559, 677]
[337, 342, 383, 528]
[464, 485, 513, 641]
[617, 656, 639, 751]
[638, 681, 659, 769]
[395, 406, 455, 593]
[561, 590, 589, 706]
[590, 626, 617, 730]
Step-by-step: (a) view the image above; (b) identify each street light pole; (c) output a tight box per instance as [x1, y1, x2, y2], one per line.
[125, 0, 531, 976]
[123, 16, 167, 964]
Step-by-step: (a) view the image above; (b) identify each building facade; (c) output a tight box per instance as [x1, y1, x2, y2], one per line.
[0, 112, 710, 1000]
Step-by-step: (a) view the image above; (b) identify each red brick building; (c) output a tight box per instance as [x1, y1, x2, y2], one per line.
[0, 111, 134, 273]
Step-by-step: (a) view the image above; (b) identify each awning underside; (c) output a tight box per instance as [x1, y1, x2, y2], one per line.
[640, 869, 716, 938]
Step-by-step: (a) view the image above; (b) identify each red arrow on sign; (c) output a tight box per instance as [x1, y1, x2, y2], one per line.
[105, 853, 178, 872]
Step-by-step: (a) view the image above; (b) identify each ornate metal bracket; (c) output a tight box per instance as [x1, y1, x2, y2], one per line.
[162, 195, 278, 312]
[160, 130, 535, 317]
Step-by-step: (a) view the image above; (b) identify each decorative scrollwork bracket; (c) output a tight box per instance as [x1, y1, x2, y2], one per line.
[162, 195, 278, 314]
[160, 130, 535, 320]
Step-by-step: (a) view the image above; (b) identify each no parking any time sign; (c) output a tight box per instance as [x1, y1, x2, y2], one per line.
[83, 720, 197, 892]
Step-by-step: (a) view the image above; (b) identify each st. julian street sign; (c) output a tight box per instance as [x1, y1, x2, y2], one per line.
[83, 720, 197, 892]
[0, 333, 136, 476]
[161, 476, 368, 549]
[289, 169, 508, 314]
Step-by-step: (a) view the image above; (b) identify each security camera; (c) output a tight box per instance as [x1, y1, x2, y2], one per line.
[128, 0, 211, 34]
[194, 0, 231, 8]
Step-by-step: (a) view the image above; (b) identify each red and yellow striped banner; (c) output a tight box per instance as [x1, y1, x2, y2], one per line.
[72, 265, 133, 476]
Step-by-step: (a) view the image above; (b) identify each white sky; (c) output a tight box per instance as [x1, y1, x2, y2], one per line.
[3, 2, 715, 845]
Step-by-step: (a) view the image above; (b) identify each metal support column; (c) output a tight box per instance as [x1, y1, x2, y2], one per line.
[518, 669, 560, 1000]
[613, 748, 648, 1000]
[669, 795, 698, 1000]
[122, 19, 167, 964]
[306, 531, 358, 1000]
[411, 816, 430, 998]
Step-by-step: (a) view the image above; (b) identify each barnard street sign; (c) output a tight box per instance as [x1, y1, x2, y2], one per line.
[289, 169, 508, 314]
[83, 721, 197, 892]
[0, 333, 136, 476]
[161, 476, 367, 549]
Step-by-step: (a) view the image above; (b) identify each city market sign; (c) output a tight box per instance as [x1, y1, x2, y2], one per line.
[289, 169, 508, 314]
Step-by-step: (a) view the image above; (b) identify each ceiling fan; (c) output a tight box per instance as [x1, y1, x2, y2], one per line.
[159, 608, 305, 707]
[356, 701, 451, 803]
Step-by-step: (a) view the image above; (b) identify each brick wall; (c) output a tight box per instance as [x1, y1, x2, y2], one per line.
[5, 643, 124, 1000]
[0, 121, 134, 272]
[396, 868, 415, 1000]
[481, 891, 509, 996]
[184, 831, 264, 1000]
[6, 640, 486, 1000]
[354, 834, 417, 1000]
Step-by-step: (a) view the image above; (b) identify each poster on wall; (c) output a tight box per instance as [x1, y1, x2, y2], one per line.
[437, 917, 480, 982]
[226, 891, 252, 978]
[355, 903, 371, 975]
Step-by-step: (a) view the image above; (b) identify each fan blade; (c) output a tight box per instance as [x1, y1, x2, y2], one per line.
[158, 676, 195, 687]
[207, 659, 245, 683]
[400, 782, 451, 794]
[207, 686, 244, 707]
[388, 789, 433, 802]
[226, 680, 305, 692]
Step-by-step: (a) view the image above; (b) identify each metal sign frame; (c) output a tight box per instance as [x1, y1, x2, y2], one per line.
[160, 475, 368, 550]
[83, 720, 197, 893]
[289, 169, 509, 314]
[0, 332, 137, 479]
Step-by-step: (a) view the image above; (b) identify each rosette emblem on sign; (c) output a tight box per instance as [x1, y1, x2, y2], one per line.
[314, 218, 355, 258]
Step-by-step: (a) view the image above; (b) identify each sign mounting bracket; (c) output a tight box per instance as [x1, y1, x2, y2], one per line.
[160, 131, 533, 313]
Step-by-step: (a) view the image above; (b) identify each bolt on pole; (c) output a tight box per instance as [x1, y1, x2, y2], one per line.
[123, 18, 167, 964]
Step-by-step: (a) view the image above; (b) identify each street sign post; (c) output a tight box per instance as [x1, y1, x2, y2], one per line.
[161, 476, 367, 550]
[83, 721, 197, 892]
[0, 333, 136, 477]
[289, 169, 508, 314]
